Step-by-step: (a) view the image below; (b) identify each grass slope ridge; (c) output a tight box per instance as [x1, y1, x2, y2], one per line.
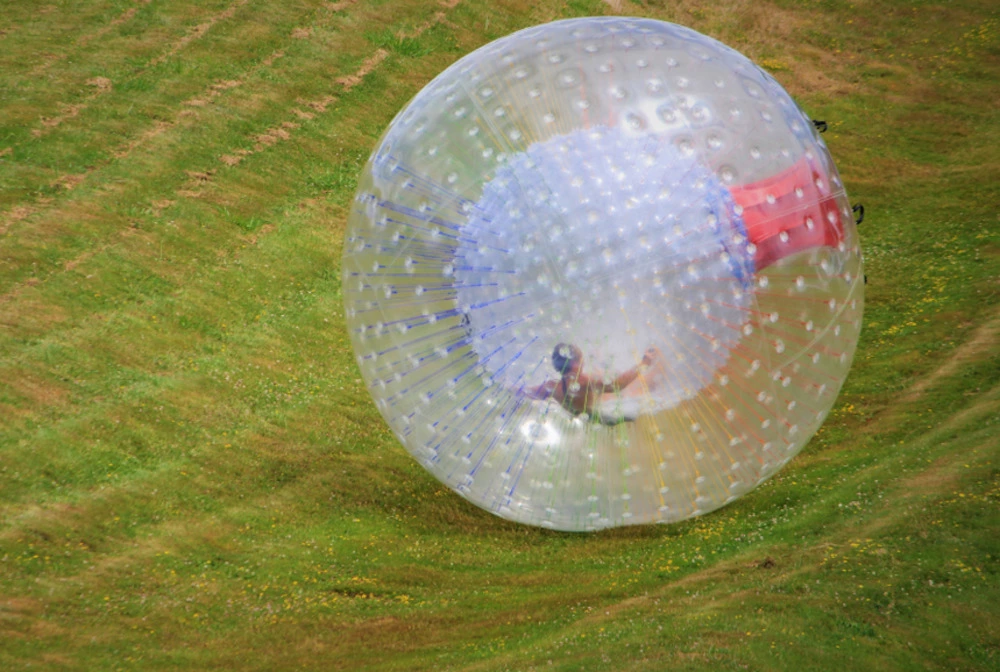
[0, 0, 998, 670]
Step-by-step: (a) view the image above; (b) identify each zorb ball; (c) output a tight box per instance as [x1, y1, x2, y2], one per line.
[342, 18, 863, 531]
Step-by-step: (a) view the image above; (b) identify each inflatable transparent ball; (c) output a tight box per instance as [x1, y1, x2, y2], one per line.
[342, 17, 863, 531]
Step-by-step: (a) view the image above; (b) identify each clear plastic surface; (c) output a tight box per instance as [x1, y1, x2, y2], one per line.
[343, 17, 864, 531]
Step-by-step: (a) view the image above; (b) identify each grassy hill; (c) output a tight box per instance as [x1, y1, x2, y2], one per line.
[1, 0, 998, 669]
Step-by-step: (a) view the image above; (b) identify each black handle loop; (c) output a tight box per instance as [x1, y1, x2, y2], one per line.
[812, 119, 828, 133]
[852, 203, 865, 226]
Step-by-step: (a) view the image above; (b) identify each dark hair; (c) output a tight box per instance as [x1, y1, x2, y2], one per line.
[551, 343, 581, 375]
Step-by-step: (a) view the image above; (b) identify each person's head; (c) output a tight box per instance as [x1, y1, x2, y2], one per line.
[551, 343, 583, 376]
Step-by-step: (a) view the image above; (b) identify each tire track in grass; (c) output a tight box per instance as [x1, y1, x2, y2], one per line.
[0, 425, 400, 661]
[0, 203, 49, 239]
[0, 2, 464, 523]
[0, 50, 285, 306]
[147, 0, 250, 69]
[808, 305, 1000, 457]
[0, 19, 451, 500]
[893, 308, 1000, 409]
[217, 48, 388, 168]
[0, 3, 456, 399]
[327, 0, 359, 11]
[0, 0, 416, 238]
[0, 205, 364, 565]
[26, 0, 250, 140]
[0, 0, 462, 460]
[29, 76, 115, 139]
[0, 0, 255, 170]
[0, 2, 266, 239]
[209, 3, 451, 174]
[109, 49, 287, 167]
[27, 0, 152, 77]
[0, 9, 461, 494]
[0, 17, 341, 303]
[0, 0, 367, 267]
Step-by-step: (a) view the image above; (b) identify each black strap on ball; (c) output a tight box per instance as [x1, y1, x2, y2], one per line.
[853, 204, 865, 226]
[812, 119, 828, 133]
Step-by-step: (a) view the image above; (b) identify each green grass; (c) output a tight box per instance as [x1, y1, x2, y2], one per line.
[1, 0, 998, 670]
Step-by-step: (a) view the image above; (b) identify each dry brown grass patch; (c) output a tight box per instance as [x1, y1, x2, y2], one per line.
[0, 596, 44, 616]
[150, 199, 175, 214]
[112, 120, 174, 159]
[77, 7, 139, 47]
[0, 367, 70, 408]
[336, 49, 389, 91]
[614, 0, 859, 99]
[148, 0, 250, 68]
[63, 250, 96, 271]
[244, 224, 276, 246]
[302, 95, 337, 113]
[0, 205, 36, 236]
[212, 79, 242, 93]
[904, 453, 965, 494]
[899, 308, 1000, 407]
[53, 174, 85, 191]
[185, 170, 215, 184]
[260, 50, 285, 67]
[37, 103, 85, 131]
[254, 122, 299, 150]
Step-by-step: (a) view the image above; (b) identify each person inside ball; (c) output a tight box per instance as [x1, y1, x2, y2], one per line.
[524, 343, 658, 424]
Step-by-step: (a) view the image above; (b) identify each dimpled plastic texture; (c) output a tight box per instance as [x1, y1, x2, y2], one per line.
[342, 17, 864, 531]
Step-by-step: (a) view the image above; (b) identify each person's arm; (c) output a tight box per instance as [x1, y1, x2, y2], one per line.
[599, 348, 657, 393]
[523, 379, 558, 401]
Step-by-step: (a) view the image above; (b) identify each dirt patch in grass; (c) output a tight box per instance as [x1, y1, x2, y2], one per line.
[85, 76, 113, 93]
[35, 103, 85, 133]
[215, 5, 456, 173]
[0, 597, 44, 617]
[31, 77, 115, 137]
[112, 120, 174, 159]
[897, 307, 1000, 407]
[52, 174, 86, 191]
[0, 294, 70, 336]
[327, 0, 359, 11]
[185, 170, 214, 184]
[0, 205, 36, 236]
[148, 0, 251, 68]
[255, 123, 299, 150]
[336, 49, 390, 91]
[904, 453, 965, 494]
[77, 7, 139, 47]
